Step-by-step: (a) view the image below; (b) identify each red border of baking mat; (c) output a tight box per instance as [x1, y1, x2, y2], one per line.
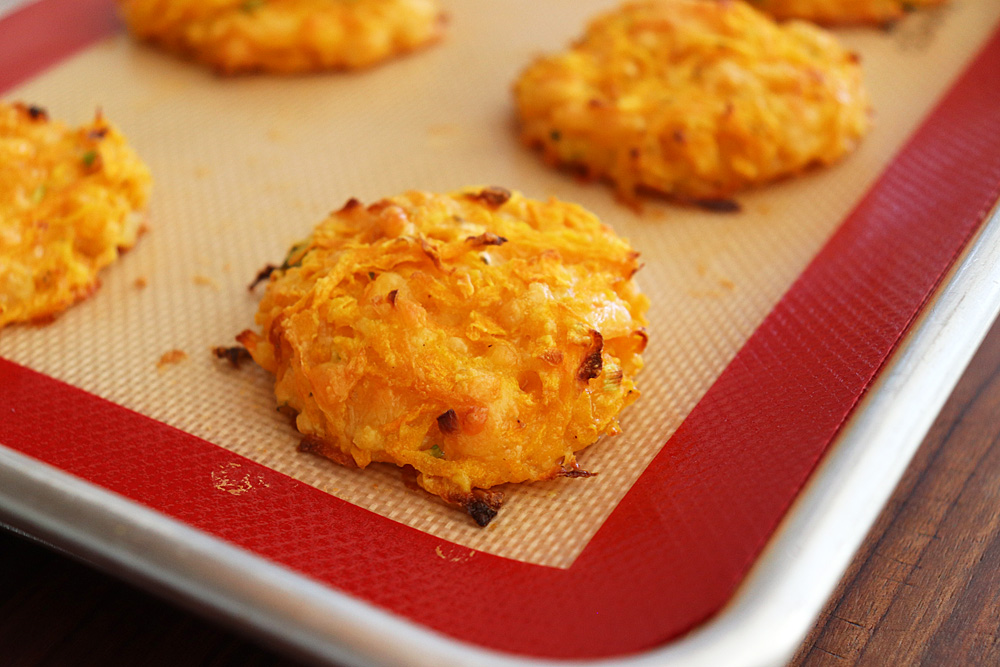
[0, 0, 117, 92]
[3, 0, 1000, 659]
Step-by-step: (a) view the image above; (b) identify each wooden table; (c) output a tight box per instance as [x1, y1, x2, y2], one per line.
[2, 313, 999, 666]
[789, 310, 1000, 667]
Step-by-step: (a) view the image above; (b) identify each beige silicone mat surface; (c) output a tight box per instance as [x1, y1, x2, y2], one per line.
[2, 0, 999, 568]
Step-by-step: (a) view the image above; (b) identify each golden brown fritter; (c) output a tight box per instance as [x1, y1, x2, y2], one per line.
[0, 103, 151, 329]
[514, 0, 871, 205]
[117, 0, 446, 75]
[749, 0, 947, 26]
[238, 187, 648, 525]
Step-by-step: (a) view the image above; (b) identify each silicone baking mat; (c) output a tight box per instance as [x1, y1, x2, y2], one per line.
[2, 0, 1000, 659]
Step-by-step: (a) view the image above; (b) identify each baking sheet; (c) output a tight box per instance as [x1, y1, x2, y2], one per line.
[2, 0, 998, 569]
[4, 1, 1000, 663]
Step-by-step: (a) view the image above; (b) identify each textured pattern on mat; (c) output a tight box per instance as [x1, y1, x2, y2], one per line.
[1, 0, 997, 568]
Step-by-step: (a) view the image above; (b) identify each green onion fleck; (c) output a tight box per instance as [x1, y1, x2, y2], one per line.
[428, 445, 445, 459]
[280, 241, 308, 270]
[241, 0, 265, 12]
[30, 184, 46, 204]
[81, 149, 98, 167]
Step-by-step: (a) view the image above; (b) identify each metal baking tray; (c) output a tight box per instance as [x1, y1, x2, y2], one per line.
[2, 0, 999, 664]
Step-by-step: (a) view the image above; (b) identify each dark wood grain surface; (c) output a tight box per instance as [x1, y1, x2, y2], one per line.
[2, 313, 999, 666]
[789, 312, 1000, 667]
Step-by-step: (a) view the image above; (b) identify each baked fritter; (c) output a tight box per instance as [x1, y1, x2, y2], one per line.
[237, 187, 648, 525]
[117, 0, 446, 75]
[514, 0, 871, 204]
[749, 0, 947, 26]
[0, 103, 151, 329]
